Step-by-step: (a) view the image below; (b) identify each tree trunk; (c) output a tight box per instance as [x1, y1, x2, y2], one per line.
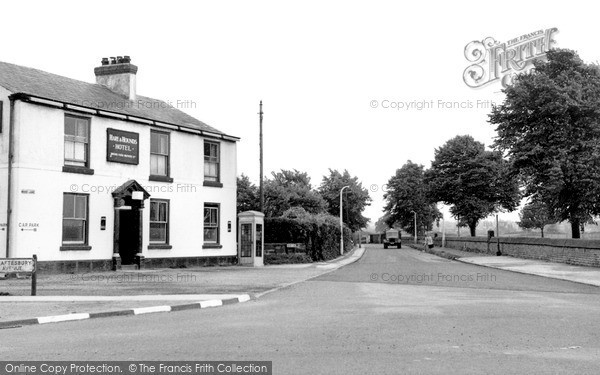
[571, 219, 581, 239]
[469, 222, 477, 237]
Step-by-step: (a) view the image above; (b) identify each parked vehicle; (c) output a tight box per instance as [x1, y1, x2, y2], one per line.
[383, 229, 401, 249]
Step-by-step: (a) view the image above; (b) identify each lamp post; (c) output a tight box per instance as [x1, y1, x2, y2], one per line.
[442, 214, 446, 248]
[410, 210, 417, 244]
[340, 185, 350, 255]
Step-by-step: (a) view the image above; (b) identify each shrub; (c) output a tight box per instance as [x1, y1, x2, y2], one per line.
[265, 211, 352, 262]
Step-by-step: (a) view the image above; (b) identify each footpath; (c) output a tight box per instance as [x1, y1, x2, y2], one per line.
[0, 247, 365, 328]
[417, 244, 600, 287]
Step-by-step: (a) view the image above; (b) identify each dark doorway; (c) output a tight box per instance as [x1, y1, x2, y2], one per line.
[111, 180, 150, 271]
[118, 209, 139, 265]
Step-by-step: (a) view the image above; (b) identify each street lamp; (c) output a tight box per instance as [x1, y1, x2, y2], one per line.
[441, 214, 446, 248]
[410, 210, 417, 244]
[340, 185, 350, 255]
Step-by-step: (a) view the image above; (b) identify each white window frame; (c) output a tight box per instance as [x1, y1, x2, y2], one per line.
[64, 115, 90, 167]
[149, 199, 169, 244]
[62, 193, 88, 245]
[150, 131, 170, 177]
[203, 204, 220, 244]
[204, 141, 220, 182]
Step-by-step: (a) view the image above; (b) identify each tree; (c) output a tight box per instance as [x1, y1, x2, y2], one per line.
[490, 49, 600, 238]
[237, 174, 260, 214]
[383, 161, 441, 236]
[318, 169, 371, 231]
[374, 213, 392, 233]
[517, 200, 556, 238]
[425, 135, 520, 236]
[263, 169, 328, 217]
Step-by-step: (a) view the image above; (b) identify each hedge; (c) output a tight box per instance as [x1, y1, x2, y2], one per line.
[265, 216, 353, 261]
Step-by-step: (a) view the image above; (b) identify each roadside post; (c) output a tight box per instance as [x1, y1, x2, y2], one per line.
[0, 254, 37, 295]
[496, 214, 502, 256]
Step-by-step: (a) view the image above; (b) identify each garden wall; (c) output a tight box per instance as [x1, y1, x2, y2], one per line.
[435, 236, 600, 267]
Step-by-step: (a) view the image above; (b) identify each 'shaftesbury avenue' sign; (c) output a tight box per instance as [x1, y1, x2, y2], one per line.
[0, 258, 35, 273]
[107, 128, 139, 165]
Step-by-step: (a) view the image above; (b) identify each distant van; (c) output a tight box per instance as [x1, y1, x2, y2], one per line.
[383, 229, 401, 249]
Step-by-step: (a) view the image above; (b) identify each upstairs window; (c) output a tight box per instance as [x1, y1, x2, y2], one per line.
[204, 141, 220, 182]
[150, 131, 170, 177]
[64, 116, 90, 167]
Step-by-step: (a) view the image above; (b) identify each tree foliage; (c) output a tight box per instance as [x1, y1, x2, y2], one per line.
[425, 135, 520, 236]
[236, 174, 260, 214]
[374, 213, 392, 233]
[517, 200, 556, 238]
[263, 169, 328, 218]
[490, 49, 600, 238]
[383, 161, 441, 236]
[318, 169, 372, 231]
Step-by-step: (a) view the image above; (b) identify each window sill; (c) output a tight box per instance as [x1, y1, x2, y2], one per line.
[203, 180, 223, 188]
[149, 175, 174, 183]
[60, 245, 92, 251]
[148, 244, 173, 250]
[202, 244, 223, 249]
[62, 166, 94, 175]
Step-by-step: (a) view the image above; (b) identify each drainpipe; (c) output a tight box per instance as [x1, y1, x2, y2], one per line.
[5, 96, 16, 258]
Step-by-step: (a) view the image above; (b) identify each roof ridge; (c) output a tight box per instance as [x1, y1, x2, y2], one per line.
[0, 59, 234, 138]
[0, 59, 103, 89]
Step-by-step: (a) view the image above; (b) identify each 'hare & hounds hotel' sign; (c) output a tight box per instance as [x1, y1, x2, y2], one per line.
[107, 128, 139, 164]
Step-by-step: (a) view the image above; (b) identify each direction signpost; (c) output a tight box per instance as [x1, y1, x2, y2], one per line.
[0, 255, 37, 295]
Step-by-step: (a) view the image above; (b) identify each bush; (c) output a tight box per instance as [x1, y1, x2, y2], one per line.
[265, 210, 352, 262]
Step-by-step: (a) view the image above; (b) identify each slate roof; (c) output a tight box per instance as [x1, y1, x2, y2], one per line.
[0, 60, 228, 135]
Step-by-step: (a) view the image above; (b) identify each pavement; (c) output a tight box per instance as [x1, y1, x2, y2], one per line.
[416, 244, 600, 287]
[0, 246, 366, 328]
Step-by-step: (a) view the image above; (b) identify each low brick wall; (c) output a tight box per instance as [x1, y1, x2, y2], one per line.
[38, 256, 237, 274]
[264, 243, 306, 254]
[435, 236, 600, 267]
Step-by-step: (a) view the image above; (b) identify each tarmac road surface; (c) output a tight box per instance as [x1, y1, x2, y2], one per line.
[2, 244, 600, 374]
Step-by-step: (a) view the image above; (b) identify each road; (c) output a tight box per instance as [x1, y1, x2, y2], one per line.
[2, 245, 600, 374]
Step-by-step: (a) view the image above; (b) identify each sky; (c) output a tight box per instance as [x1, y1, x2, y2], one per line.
[1, 0, 597, 229]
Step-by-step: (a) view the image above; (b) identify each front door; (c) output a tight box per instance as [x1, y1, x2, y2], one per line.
[118, 209, 139, 265]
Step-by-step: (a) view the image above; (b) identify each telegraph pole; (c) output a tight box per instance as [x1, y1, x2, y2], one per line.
[259, 101, 264, 212]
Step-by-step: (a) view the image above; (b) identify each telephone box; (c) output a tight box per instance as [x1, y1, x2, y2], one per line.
[238, 211, 264, 267]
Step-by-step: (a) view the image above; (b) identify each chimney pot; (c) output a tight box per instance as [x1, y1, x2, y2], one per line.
[94, 56, 137, 100]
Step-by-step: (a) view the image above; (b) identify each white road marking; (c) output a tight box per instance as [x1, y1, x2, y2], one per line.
[38, 313, 90, 324]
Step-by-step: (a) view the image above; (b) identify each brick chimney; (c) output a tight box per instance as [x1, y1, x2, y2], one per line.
[94, 56, 137, 101]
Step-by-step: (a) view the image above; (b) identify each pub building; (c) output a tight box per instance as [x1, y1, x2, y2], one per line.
[0, 56, 239, 271]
